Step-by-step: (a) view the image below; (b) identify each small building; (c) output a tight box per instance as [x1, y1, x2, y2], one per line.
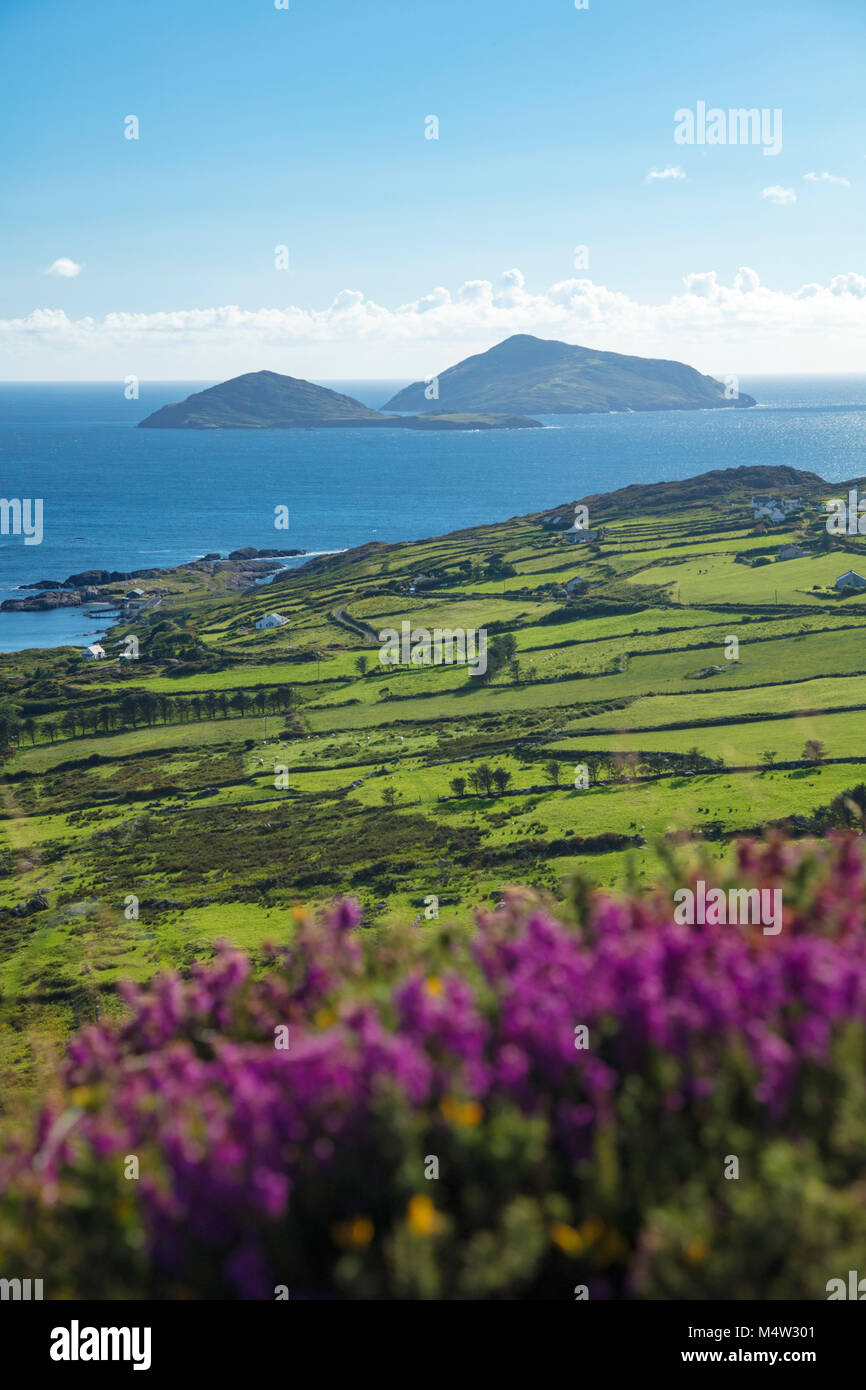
[778, 545, 811, 560]
[82, 643, 106, 660]
[255, 612, 288, 630]
[125, 587, 145, 599]
[753, 503, 785, 523]
[566, 525, 600, 545]
[835, 570, 866, 590]
[564, 576, 584, 596]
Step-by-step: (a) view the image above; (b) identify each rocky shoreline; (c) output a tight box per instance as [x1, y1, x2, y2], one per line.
[0, 546, 306, 613]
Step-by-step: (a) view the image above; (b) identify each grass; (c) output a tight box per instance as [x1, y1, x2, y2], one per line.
[2, 466, 865, 1104]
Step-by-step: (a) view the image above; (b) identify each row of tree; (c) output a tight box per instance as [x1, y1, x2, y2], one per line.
[449, 765, 513, 797]
[3, 686, 296, 747]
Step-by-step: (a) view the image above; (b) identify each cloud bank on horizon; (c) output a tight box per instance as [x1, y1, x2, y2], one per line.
[4, 267, 866, 381]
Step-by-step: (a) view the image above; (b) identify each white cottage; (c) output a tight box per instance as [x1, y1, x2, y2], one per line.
[255, 612, 288, 630]
[835, 570, 866, 591]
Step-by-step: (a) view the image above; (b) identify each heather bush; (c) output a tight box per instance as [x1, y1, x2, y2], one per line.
[1, 834, 866, 1300]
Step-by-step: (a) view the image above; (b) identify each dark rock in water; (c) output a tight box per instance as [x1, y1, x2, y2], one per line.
[228, 546, 306, 561]
[199, 552, 222, 561]
[1, 590, 85, 612]
[64, 569, 121, 587]
[21, 580, 63, 590]
[62, 566, 165, 588]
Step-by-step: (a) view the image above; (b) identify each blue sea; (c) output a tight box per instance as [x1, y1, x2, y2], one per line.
[1, 375, 865, 653]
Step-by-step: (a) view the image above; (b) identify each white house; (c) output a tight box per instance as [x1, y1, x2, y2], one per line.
[835, 570, 866, 591]
[778, 545, 811, 560]
[255, 612, 288, 630]
[566, 524, 600, 545]
[753, 502, 786, 523]
[124, 587, 145, 600]
[82, 643, 106, 660]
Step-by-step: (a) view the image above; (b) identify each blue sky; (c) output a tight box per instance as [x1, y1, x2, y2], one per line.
[2, 0, 865, 377]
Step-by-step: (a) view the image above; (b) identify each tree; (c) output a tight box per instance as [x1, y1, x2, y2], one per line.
[545, 759, 561, 787]
[22, 717, 36, 745]
[382, 786, 397, 807]
[473, 762, 492, 796]
[499, 632, 517, 662]
[43, 720, 57, 743]
[449, 775, 467, 798]
[139, 693, 157, 727]
[761, 749, 778, 770]
[492, 767, 512, 796]
[509, 658, 521, 684]
[355, 655, 368, 678]
[0, 697, 20, 750]
[804, 739, 826, 765]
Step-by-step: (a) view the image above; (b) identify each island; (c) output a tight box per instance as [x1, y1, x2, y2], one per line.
[382, 333, 758, 415]
[137, 371, 543, 430]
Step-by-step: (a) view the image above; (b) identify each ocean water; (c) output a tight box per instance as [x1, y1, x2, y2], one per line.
[1, 375, 865, 653]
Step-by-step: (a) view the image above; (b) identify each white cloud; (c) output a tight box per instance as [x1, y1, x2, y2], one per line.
[4, 266, 866, 377]
[804, 171, 851, 186]
[829, 272, 866, 297]
[45, 258, 82, 278]
[646, 166, 686, 182]
[733, 267, 761, 294]
[762, 186, 797, 205]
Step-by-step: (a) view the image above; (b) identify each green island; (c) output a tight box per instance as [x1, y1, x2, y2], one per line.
[2, 460, 865, 1101]
[383, 333, 758, 414]
[137, 369, 543, 431]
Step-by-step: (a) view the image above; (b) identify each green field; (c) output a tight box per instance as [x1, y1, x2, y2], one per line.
[2, 464, 866, 1101]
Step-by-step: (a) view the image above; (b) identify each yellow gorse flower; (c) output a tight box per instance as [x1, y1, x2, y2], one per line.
[685, 1236, 710, 1264]
[440, 1096, 483, 1127]
[550, 1221, 583, 1255]
[579, 1216, 605, 1246]
[407, 1194, 442, 1237]
[331, 1216, 374, 1248]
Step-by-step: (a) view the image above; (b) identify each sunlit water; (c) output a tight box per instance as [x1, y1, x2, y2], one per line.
[0, 375, 864, 651]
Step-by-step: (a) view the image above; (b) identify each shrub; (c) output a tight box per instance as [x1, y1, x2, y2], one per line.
[2, 834, 866, 1299]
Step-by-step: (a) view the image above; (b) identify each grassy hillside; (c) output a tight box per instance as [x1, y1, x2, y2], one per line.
[2, 463, 865, 1102]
